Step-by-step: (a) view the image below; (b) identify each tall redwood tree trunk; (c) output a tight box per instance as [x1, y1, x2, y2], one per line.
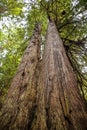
[0, 21, 87, 130]
[41, 21, 87, 130]
[0, 24, 42, 130]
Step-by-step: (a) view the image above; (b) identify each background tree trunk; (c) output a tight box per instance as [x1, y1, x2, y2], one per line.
[0, 21, 87, 130]
[0, 23, 42, 130]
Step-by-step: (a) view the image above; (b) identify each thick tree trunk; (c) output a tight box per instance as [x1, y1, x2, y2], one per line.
[41, 21, 87, 130]
[0, 21, 87, 130]
[0, 23, 42, 130]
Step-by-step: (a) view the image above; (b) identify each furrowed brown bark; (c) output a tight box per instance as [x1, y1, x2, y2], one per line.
[0, 21, 87, 130]
[0, 23, 42, 130]
[41, 21, 87, 130]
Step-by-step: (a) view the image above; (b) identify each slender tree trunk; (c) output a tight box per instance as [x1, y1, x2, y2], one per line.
[0, 21, 87, 130]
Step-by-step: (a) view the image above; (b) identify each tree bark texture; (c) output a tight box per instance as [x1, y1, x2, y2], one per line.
[0, 21, 87, 130]
[0, 23, 42, 130]
[41, 21, 87, 130]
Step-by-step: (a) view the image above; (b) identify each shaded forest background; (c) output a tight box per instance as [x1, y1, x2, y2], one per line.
[0, 0, 87, 108]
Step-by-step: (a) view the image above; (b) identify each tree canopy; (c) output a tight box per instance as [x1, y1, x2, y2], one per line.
[0, 0, 87, 107]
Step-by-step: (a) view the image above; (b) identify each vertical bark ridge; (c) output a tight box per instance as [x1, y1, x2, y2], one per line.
[30, 61, 48, 130]
[0, 24, 42, 130]
[42, 21, 87, 130]
[18, 60, 47, 130]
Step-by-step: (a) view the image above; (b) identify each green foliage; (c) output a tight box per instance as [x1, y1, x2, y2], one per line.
[0, 25, 28, 106]
[0, 0, 24, 17]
